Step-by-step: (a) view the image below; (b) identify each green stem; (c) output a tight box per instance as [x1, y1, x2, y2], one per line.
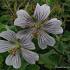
[51, 47, 70, 64]
[51, 47, 65, 56]
[4, 0, 14, 16]
[24, 2, 29, 11]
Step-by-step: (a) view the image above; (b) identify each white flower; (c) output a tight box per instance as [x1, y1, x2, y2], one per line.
[14, 3, 63, 49]
[0, 30, 39, 69]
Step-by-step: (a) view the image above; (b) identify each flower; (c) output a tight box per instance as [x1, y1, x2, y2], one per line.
[0, 30, 39, 69]
[14, 3, 63, 49]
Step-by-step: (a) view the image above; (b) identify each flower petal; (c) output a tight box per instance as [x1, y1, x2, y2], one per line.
[21, 48, 39, 64]
[0, 30, 16, 42]
[12, 53, 21, 69]
[16, 10, 31, 18]
[20, 33, 35, 50]
[0, 40, 12, 53]
[14, 10, 33, 28]
[5, 54, 13, 66]
[34, 3, 50, 21]
[16, 29, 32, 40]
[38, 31, 55, 49]
[48, 18, 62, 25]
[43, 18, 63, 34]
[21, 41, 35, 50]
[6, 54, 21, 69]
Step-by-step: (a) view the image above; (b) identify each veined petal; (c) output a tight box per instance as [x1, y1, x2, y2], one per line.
[0, 40, 12, 53]
[6, 53, 21, 69]
[14, 10, 33, 28]
[20, 33, 35, 50]
[14, 18, 33, 28]
[16, 10, 31, 18]
[38, 31, 55, 49]
[16, 29, 33, 40]
[5, 54, 13, 66]
[43, 18, 63, 34]
[21, 48, 39, 64]
[0, 30, 16, 42]
[47, 27, 63, 34]
[21, 41, 35, 50]
[12, 53, 21, 69]
[34, 3, 50, 21]
[48, 18, 62, 25]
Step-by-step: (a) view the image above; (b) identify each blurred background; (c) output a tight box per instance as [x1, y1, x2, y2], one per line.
[0, 0, 70, 70]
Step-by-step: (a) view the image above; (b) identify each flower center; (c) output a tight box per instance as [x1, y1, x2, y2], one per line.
[8, 41, 21, 55]
[34, 22, 42, 29]
[31, 22, 43, 37]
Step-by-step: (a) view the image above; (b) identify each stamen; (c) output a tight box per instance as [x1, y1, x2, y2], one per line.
[34, 22, 42, 29]
[8, 41, 20, 55]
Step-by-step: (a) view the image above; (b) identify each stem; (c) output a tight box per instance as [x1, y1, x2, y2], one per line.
[4, 0, 14, 16]
[24, 2, 29, 11]
[51, 47, 70, 64]
[51, 47, 65, 56]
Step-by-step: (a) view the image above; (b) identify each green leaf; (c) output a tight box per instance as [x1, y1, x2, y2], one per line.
[35, 0, 46, 4]
[39, 50, 60, 69]
[62, 31, 70, 41]
[55, 42, 64, 54]
[0, 23, 6, 32]
[47, 0, 58, 5]
[19, 59, 28, 70]
[63, 43, 70, 55]
[25, 65, 40, 70]
[0, 55, 3, 69]
[0, 15, 10, 24]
